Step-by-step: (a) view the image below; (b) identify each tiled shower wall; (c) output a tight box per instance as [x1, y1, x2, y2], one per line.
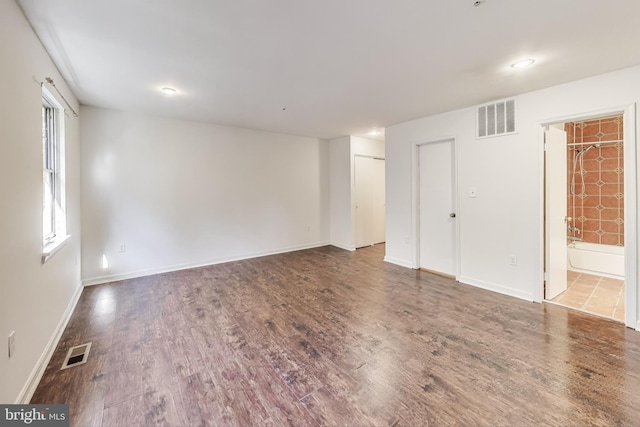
[565, 115, 624, 246]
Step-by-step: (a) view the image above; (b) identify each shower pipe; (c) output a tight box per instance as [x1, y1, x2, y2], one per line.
[570, 143, 601, 196]
[568, 142, 603, 240]
[568, 140, 622, 147]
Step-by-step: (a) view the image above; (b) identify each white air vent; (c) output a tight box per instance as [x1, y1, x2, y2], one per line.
[477, 99, 516, 139]
[60, 342, 91, 370]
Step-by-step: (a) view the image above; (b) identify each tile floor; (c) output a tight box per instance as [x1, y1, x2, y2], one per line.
[551, 270, 625, 322]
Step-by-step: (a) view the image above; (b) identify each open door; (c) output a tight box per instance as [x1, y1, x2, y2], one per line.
[545, 127, 568, 300]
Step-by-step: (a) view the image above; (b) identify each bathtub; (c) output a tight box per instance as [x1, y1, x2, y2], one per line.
[567, 241, 625, 279]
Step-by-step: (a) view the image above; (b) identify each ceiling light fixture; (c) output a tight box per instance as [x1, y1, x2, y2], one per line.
[369, 130, 381, 136]
[511, 59, 535, 69]
[161, 87, 177, 95]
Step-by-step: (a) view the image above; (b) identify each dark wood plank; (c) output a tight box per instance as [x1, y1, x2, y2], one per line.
[31, 244, 640, 426]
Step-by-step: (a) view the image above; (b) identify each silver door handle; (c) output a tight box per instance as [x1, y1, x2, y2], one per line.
[450, 213, 456, 218]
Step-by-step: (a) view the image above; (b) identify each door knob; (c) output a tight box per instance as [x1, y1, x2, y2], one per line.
[450, 213, 456, 218]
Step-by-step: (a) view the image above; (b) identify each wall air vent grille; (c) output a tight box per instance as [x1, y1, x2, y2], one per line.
[477, 99, 516, 139]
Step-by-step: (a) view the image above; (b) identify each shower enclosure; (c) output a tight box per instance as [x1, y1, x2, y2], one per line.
[565, 115, 624, 278]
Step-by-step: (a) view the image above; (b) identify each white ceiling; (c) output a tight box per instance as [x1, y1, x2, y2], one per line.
[17, 0, 640, 140]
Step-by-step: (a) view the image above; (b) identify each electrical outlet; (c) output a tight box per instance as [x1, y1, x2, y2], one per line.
[404, 236, 410, 244]
[306, 225, 311, 232]
[469, 187, 477, 198]
[509, 254, 517, 266]
[8, 331, 15, 358]
[119, 244, 126, 253]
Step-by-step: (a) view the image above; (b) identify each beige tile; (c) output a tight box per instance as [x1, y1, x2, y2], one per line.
[567, 271, 581, 281]
[598, 278, 624, 288]
[564, 286, 593, 295]
[612, 308, 625, 322]
[554, 271, 625, 323]
[591, 290, 621, 304]
[558, 297, 589, 309]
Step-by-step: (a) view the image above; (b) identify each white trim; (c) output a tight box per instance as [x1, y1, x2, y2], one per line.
[353, 154, 385, 160]
[83, 241, 330, 286]
[536, 125, 546, 303]
[623, 104, 638, 330]
[384, 256, 415, 269]
[330, 242, 356, 251]
[459, 275, 534, 302]
[410, 143, 419, 269]
[16, 282, 83, 404]
[42, 234, 70, 263]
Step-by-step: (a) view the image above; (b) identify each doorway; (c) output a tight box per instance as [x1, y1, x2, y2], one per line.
[544, 111, 635, 326]
[354, 155, 385, 248]
[417, 139, 457, 277]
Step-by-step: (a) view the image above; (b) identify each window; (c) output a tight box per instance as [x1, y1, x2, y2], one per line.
[42, 88, 68, 258]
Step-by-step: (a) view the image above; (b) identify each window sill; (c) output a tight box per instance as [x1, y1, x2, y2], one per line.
[42, 235, 70, 264]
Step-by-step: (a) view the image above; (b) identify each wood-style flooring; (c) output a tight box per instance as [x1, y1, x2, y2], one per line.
[31, 244, 640, 426]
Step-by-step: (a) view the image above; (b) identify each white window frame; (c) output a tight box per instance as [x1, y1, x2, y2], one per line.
[42, 87, 69, 262]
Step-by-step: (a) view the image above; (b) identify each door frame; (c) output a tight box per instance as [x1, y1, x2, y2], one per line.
[411, 137, 460, 279]
[538, 104, 638, 329]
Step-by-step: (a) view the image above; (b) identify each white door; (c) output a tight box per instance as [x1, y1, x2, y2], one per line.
[354, 156, 385, 248]
[419, 140, 456, 275]
[545, 127, 568, 299]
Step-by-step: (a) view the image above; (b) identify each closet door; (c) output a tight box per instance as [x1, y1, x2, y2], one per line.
[419, 140, 456, 276]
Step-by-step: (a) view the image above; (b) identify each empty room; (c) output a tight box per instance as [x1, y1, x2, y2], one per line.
[3, 0, 640, 426]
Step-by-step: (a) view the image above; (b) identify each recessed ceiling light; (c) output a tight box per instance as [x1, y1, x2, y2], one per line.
[369, 130, 381, 136]
[161, 87, 177, 95]
[511, 59, 535, 69]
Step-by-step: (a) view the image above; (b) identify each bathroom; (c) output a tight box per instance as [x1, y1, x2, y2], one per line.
[552, 114, 625, 321]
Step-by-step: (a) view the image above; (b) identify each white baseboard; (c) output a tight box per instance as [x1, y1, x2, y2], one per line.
[383, 256, 415, 269]
[16, 282, 83, 404]
[83, 241, 331, 286]
[458, 275, 534, 302]
[329, 242, 356, 251]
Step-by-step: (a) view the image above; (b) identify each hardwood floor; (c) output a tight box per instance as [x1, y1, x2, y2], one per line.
[31, 244, 640, 426]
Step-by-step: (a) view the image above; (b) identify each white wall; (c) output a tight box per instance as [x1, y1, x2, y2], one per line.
[351, 136, 385, 158]
[329, 136, 385, 250]
[81, 107, 330, 284]
[329, 136, 352, 249]
[386, 65, 640, 326]
[0, 1, 82, 403]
